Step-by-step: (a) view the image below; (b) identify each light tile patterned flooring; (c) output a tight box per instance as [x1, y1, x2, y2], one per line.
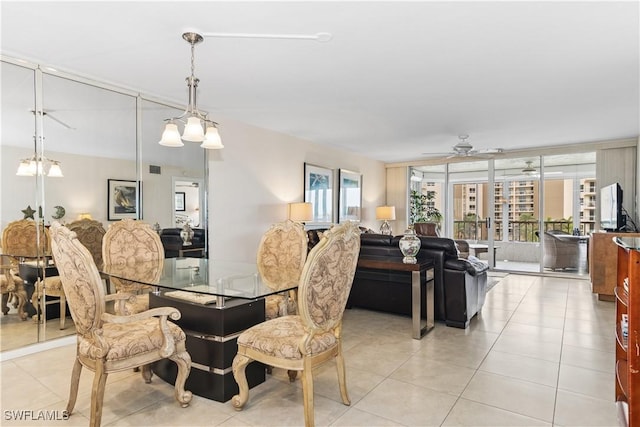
[0, 274, 618, 426]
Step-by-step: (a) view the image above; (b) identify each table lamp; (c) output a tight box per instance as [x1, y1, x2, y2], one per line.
[288, 202, 313, 223]
[376, 206, 396, 235]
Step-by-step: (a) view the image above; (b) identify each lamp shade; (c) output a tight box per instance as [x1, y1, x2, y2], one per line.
[376, 206, 396, 221]
[47, 162, 64, 177]
[16, 160, 32, 176]
[288, 202, 313, 222]
[182, 117, 205, 142]
[78, 213, 93, 220]
[200, 125, 224, 149]
[159, 123, 184, 147]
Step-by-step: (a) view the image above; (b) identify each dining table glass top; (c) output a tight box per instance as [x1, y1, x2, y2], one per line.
[101, 257, 291, 300]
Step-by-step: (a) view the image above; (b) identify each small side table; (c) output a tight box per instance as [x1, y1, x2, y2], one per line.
[356, 258, 435, 339]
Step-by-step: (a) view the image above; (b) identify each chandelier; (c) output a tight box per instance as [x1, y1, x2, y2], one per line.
[159, 32, 224, 150]
[16, 156, 63, 177]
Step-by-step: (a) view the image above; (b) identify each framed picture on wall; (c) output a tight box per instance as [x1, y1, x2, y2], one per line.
[175, 192, 186, 211]
[338, 169, 362, 223]
[107, 179, 142, 220]
[304, 163, 334, 225]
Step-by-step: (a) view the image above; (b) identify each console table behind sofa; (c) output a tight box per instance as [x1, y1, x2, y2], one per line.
[348, 233, 489, 329]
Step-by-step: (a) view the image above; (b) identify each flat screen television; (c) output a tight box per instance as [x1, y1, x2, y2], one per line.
[600, 183, 624, 232]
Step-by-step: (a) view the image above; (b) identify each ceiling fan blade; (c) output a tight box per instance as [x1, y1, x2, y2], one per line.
[201, 32, 332, 42]
[31, 110, 75, 129]
[44, 112, 75, 130]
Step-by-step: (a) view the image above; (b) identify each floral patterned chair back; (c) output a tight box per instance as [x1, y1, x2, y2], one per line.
[231, 221, 361, 426]
[102, 219, 164, 294]
[297, 221, 360, 332]
[67, 218, 106, 269]
[1, 219, 50, 320]
[1, 219, 50, 258]
[49, 223, 105, 335]
[257, 219, 307, 319]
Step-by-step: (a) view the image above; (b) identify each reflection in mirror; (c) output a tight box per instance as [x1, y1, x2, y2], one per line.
[0, 61, 40, 351]
[1, 63, 208, 353]
[40, 73, 137, 225]
[173, 178, 204, 228]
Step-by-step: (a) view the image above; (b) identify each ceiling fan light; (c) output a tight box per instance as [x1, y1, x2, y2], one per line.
[201, 125, 224, 149]
[159, 123, 184, 147]
[182, 117, 205, 142]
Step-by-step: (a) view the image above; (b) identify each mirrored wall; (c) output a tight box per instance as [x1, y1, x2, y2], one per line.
[0, 58, 207, 351]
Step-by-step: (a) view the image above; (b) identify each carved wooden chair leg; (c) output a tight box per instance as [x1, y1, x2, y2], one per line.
[231, 354, 251, 410]
[1, 293, 9, 315]
[15, 285, 27, 320]
[336, 347, 350, 405]
[59, 293, 66, 329]
[301, 359, 315, 427]
[66, 357, 83, 416]
[169, 350, 193, 407]
[90, 367, 108, 427]
[141, 364, 153, 383]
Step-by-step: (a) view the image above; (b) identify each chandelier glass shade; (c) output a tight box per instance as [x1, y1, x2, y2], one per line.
[16, 156, 63, 177]
[159, 32, 224, 150]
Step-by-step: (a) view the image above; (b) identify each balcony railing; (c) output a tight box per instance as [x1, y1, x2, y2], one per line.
[453, 220, 595, 242]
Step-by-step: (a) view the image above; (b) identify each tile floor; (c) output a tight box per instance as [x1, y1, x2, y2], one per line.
[0, 274, 619, 426]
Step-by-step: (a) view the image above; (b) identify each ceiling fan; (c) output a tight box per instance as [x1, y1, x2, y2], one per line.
[521, 161, 537, 175]
[31, 110, 75, 130]
[422, 135, 504, 159]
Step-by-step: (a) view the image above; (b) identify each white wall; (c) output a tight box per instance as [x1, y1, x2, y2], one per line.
[208, 117, 386, 262]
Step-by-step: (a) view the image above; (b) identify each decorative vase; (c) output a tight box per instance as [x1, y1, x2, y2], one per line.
[180, 223, 194, 246]
[399, 228, 421, 264]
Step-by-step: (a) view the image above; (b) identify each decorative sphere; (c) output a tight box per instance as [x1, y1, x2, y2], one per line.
[52, 205, 66, 220]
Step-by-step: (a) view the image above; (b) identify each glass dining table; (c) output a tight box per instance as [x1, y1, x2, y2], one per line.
[100, 257, 293, 403]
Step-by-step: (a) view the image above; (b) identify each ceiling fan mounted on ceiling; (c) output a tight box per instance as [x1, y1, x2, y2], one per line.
[422, 135, 504, 159]
[522, 161, 537, 175]
[31, 110, 75, 130]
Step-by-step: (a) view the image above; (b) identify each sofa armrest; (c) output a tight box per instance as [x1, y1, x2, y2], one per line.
[444, 258, 489, 276]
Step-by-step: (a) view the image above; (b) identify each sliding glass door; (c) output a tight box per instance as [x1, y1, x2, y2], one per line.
[410, 152, 595, 276]
[493, 157, 542, 272]
[448, 161, 495, 267]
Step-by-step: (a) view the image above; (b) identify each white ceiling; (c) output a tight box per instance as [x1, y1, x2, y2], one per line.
[1, 1, 638, 163]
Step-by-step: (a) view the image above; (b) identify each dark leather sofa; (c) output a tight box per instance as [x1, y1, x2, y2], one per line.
[159, 228, 206, 258]
[349, 233, 489, 328]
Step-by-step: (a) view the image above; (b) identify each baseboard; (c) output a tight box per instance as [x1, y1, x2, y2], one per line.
[0, 335, 76, 362]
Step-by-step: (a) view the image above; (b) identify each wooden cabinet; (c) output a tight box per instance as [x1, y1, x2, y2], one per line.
[590, 232, 640, 301]
[615, 237, 640, 426]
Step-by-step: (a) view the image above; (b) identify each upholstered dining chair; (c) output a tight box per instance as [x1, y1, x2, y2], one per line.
[49, 222, 192, 427]
[67, 218, 106, 268]
[257, 219, 308, 321]
[102, 219, 164, 314]
[32, 218, 107, 329]
[2, 219, 50, 321]
[232, 221, 361, 427]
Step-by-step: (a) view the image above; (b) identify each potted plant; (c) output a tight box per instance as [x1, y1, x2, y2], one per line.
[410, 190, 443, 234]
